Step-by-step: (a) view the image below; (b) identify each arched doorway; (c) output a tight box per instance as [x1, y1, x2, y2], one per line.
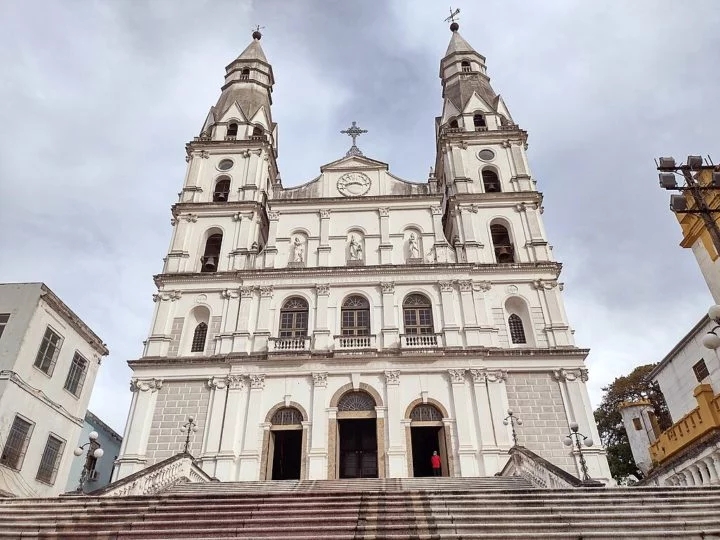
[406, 402, 452, 477]
[337, 391, 378, 478]
[263, 406, 306, 480]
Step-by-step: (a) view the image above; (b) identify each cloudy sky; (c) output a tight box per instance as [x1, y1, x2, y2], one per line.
[1, 0, 719, 434]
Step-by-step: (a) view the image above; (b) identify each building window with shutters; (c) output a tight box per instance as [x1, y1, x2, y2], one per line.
[0, 415, 34, 470]
[693, 359, 710, 382]
[508, 314, 527, 344]
[0, 313, 9, 340]
[64, 352, 89, 397]
[341, 296, 370, 336]
[403, 294, 434, 335]
[34, 327, 63, 376]
[191, 322, 208, 352]
[35, 434, 65, 485]
[279, 298, 309, 338]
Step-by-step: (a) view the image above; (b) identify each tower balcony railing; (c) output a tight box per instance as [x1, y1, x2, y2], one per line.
[497, 123, 520, 131]
[334, 334, 377, 350]
[400, 333, 444, 349]
[268, 336, 311, 352]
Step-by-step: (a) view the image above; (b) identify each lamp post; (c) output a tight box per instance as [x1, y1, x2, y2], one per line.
[181, 416, 198, 454]
[73, 431, 104, 492]
[702, 305, 720, 350]
[502, 409, 523, 446]
[563, 422, 593, 481]
[656, 155, 720, 256]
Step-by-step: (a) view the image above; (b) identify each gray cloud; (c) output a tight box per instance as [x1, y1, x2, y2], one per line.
[0, 0, 718, 432]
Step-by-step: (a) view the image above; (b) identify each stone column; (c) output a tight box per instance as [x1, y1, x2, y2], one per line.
[438, 281, 461, 346]
[238, 374, 265, 480]
[144, 291, 182, 357]
[459, 206, 482, 262]
[485, 370, 511, 448]
[233, 286, 255, 353]
[253, 286, 273, 352]
[115, 378, 163, 479]
[215, 375, 247, 481]
[384, 370, 406, 477]
[309, 372, 328, 479]
[448, 369, 478, 476]
[430, 206, 448, 262]
[378, 208, 393, 264]
[533, 280, 572, 347]
[471, 281, 496, 347]
[318, 210, 331, 266]
[202, 377, 228, 472]
[216, 288, 240, 354]
[313, 284, 331, 350]
[469, 369, 497, 476]
[457, 280, 480, 346]
[264, 211, 280, 268]
[380, 282, 398, 348]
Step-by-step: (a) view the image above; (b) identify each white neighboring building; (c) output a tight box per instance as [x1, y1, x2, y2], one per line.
[114, 24, 611, 484]
[0, 283, 109, 496]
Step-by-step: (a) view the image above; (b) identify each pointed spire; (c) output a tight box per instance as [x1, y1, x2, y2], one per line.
[445, 27, 475, 56]
[237, 31, 268, 63]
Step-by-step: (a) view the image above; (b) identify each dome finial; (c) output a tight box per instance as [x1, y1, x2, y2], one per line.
[444, 7, 460, 32]
[252, 24, 264, 40]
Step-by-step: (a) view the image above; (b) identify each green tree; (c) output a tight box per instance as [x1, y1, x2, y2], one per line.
[593, 363, 672, 482]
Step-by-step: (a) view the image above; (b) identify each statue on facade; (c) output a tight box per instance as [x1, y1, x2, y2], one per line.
[292, 237, 304, 263]
[348, 235, 363, 261]
[408, 233, 420, 259]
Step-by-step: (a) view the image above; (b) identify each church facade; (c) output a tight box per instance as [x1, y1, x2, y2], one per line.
[114, 24, 611, 484]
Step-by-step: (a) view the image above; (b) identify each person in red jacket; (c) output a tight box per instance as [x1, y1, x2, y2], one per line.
[431, 451, 441, 476]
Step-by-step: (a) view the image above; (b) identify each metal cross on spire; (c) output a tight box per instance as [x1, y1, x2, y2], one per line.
[445, 7, 461, 23]
[340, 121, 368, 157]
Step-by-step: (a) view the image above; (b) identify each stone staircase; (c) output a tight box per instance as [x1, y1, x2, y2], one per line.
[1, 478, 720, 539]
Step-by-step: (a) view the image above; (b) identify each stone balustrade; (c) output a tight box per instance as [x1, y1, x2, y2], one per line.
[268, 336, 311, 352]
[400, 333, 443, 349]
[333, 334, 377, 350]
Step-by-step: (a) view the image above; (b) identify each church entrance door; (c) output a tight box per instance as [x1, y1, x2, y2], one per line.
[338, 419, 378, 478]
[411, 426, 447, 477]
[270, 429, 302, 480]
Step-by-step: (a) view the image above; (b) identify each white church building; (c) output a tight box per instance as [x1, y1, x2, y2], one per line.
[114, 23, 611, 484]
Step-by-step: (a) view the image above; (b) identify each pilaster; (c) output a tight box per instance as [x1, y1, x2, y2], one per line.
[238, 373, 265, 480]
[384, 370, 406, 477]
[313, 284, 331, 350]
[218, 288, 240, 353]
[216, 375, 248, 480]
[318, 210, 331, 266]
[378, 208, 393, 264]
[438, 281, 461, 346]
[233, 286, 255, 353]
[253, 286, 273, 351]
[380, 282, 398, 348]
[533, 280, 573, 347]
[264, 211, 280, 268]
[202, 377, 228, 472]
[448, 369, 477, 476]
[308, 372, 328, 479]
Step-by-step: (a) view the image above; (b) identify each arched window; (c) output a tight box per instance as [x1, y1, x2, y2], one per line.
[461, 60, 471, 73]
[490, 224, 514, 263]
[201, 233, 222, 272]
[271, 407, 303, 426]
[473, 114, 486, 129]
[410, 404, 443, 422]
[449, 118, 459, 129]
[482, 170, 501, 193]
[213, 178, 230, 202]
[240, 68, 250, 80]
[508, 314, 526, 344]
[338, 391, 375, 412]
[279, 297, 309, 338]
[227, 123, 238, 137]
[252, 125, 263, 137]
[341, 296, 370, 336]
[190, 322, 208, 352]
[403, 294, 433, 335]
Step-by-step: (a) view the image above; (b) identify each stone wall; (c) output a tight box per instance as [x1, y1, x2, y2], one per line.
[505, 372, 574, 472]
[146, 380, 210, 464]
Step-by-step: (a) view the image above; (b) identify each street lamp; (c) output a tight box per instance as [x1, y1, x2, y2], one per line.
[701, 305, 720, 350]
[562, 422, 593, 481]
[73, 431, 104, 492]
[502, 409, 523, 446]
[181, 416, 198, 453]
[656, 155, 720, 256]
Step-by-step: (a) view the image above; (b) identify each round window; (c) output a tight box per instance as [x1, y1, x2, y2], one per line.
[478, 149, 495, 161]
[217, 159, 234, 171]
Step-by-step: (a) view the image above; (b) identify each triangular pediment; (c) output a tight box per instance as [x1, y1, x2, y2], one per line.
[320, 154, 389, 173]
[440, 100, 461, 124]
[249, 106, 271, 130]
[495, 95, 514, 123]
[463, 91, 495, 114]
[218, 101, 249, 124]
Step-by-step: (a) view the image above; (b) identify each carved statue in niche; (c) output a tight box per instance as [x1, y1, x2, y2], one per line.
[408, 232, 420, 260]
[292, 237, 304, 263]
[348, 234, 363, 261]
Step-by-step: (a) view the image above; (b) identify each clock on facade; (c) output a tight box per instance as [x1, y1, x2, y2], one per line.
[337, 172, 371, 197]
